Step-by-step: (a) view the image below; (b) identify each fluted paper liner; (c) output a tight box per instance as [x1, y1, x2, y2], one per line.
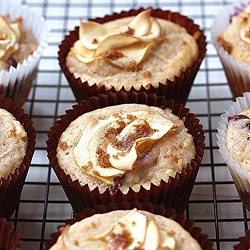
[47, 92, 205, 214]
[0, 0, 49, 106]
[211, 0, 250, 99]
[217, 92, 250, 211]
[0, 95, 36, 219]
[0, 218, 22, 250]
[44, 201, 214, 250]
[58, 7, 206, 105]
[234, 229, 250, 250]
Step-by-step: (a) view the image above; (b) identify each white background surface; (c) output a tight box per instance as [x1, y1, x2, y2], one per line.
[6, 0, 246, 249]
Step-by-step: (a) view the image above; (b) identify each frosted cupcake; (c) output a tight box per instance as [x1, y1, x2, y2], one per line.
[0, 95, 36, 219]
[44, 202, 214, 250]
[211, 1, 250, 98]
[217, 92, 250, 211]
[47, 92, 205, 213]
[58, 8, 206, 105]
[0, 0, 49, 106]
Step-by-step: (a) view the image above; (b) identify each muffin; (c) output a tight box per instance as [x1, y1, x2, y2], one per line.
[46, 92, 205, 213]
[0, 0, 49, 106]
[0, 218, 22, 250]
[211, 1, 250, 99]
[234, 229, 250, 250]
[58, 7, 206, 105]
[217, 92, 250, 212]
[44, 202, 214, 250]
[0, 95, 36, 219]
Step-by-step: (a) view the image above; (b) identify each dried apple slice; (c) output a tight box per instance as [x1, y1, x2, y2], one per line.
[79, 20, 127, 50]
[240, 19, 250, 45]
[73, 117, 125, 180]
[141, 219, 160, 250]
[127, 8, 152, 37]
[0, 16, 20, 60]
[95, 34, 140, 56]
[159, 229, 176, 249]
[71, 40, 97, 63]
[107, 112, 175, 171]
[138, 18, 162, 42]
[105, 40, 156, 68]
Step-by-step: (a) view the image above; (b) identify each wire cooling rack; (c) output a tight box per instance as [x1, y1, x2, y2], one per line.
[7, 0, 246, 249]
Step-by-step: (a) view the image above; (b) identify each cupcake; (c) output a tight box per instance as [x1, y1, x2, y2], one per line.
[0, 95, 36, 219]
[217, 92, 250, 212]
[0, 0, 49, 106]
[234, 229, 250, 250]
[211, 1, 250, 99]
[44, 202, 214, 250]
[58, 7, 206, 105]
[46, 92, 205, 213]
[0, 218, 22, 250]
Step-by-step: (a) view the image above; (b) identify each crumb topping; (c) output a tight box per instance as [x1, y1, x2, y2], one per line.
[124, 61, 142, 72]
[100, 50, 124, 60]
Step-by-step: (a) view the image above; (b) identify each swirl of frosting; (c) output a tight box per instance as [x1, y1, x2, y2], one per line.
[69, 9, 163, 68]
[73, 110, 176, 185]
[62, 208, 176, 250]
[0, 16, 22, 61]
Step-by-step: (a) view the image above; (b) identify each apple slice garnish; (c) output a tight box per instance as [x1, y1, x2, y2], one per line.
[0, 16, 21, 60]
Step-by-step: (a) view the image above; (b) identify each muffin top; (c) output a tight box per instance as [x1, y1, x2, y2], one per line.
[66, 9, 199, 91]
[0, 15, 38, 71]
[217, 4, 250, 67]
[50, 208, 202, 250]
[57, 104, 196, 194]
[226, 109, 250, 172]
[0, 108, 28, 179]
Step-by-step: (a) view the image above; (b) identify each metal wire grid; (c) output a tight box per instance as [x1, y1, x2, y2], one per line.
[6, 0, 246, 249]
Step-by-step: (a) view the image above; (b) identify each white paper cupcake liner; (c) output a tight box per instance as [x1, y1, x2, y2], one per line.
[211, 1, 250, 99]
[217, 92, 250, 211]
[0, 0, 49, 106]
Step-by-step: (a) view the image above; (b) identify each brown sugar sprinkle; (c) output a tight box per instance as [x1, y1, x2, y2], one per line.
[92, 38, 98, 44]
[9, 128, 16, 137]
[124, 61, 142, 72]
[100, 50, 124, 60]
[80, 161, 93, 172]
[96, 147, 113, 168]
[217, 36, 232, 54]
[142, 70, 151, 78]
[124, 27, 134, 35]
[58, 141, 68, 151]
[109, 230, 133, 249]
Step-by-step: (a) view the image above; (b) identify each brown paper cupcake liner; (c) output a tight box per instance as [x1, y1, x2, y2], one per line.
[234, 229, 250, 250]
[0, 95, 36, 219]
[0, 218, 22, 250]
[46, 92, 205, 214]
[58, 7, 207, 105]
[44, 201, 214, 250]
